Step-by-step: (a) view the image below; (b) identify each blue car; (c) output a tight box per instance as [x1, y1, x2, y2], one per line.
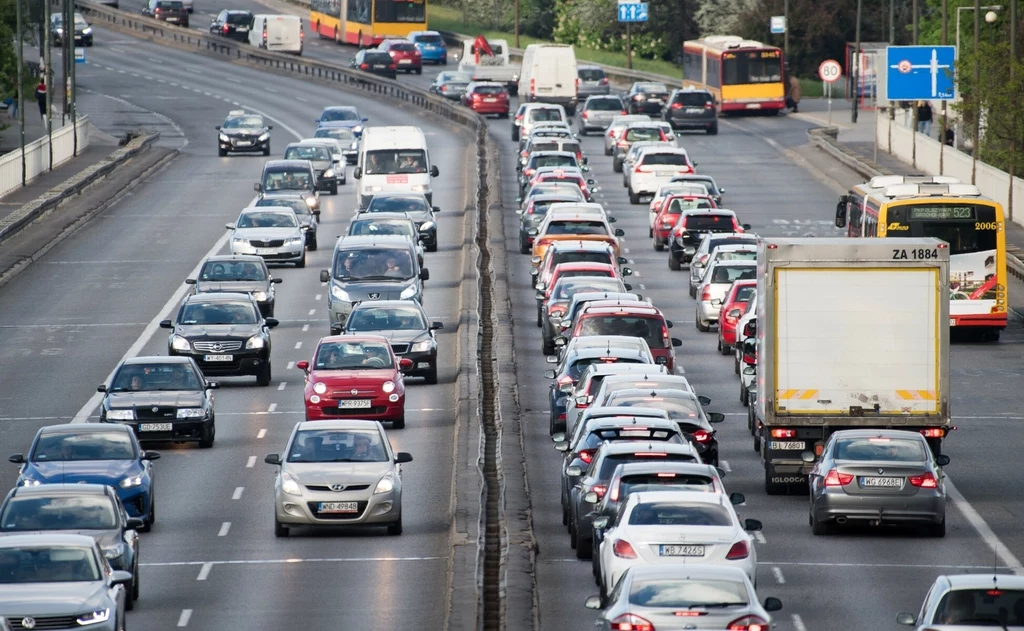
[409, 30, 447, 65]
[314, 105, 369, 137]
[9, 424, 159, 531]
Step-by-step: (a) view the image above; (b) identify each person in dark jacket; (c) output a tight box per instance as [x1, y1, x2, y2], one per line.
[916, 100, 933, 137]
[35, 80, 46, 119]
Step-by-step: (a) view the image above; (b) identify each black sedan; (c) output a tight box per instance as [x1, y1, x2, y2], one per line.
[99, 356, 219, 448]
[350, 50, 397, 80]
[359, 192, 439, 252]
[0, 484, 144, 606]
[626, 81, 671, 115]
[339, 300, 443, 383]
[209, 10, 252, 40]
[160, 292, 278, 386]
[216, 109, 273, 157]
[188, 254, 282, 317]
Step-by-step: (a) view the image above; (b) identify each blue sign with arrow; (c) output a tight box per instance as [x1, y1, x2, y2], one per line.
[617, 1, 648, 22]
[884, 45, 956, 100]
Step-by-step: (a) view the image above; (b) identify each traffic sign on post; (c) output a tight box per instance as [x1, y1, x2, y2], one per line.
[74, 47, 86, 64]
[770, 16, 786, 34]
[884, 45, 956, 101]
[818, 59, 841, 83]
[617, 0, 648, 22]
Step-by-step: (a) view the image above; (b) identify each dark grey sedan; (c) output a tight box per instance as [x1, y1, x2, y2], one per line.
[188, 254, 283, 316]
[339, 300, 443, 383]
[805, 429, 949, 537]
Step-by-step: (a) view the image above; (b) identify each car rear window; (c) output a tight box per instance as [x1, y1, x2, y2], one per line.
[625, 128, 662, 142]
[554, 252, 613, 267]
[715, 250, 756, 262]
[227, 13, 250, 23]
[561, 142, 582, 155]
[708, 238, 756, 254]
[629, 578, 748, 608]
[597, 453, 697, 479]
[579, 68, 606, 81]
[619, 472, 716, 496]
[364, 52, 392, 62]
[531, 142, 558, 153]
[587, 98, 624, 111]
[709, 265, 757, 284]
[578, 315, 667, 349]
[389, 42, 417, 51]
[833, 437, 927, 462]
[546, 221, 607, 235]
[641, 153, 689, 166]
[532, 155, 577, 168]
[669, 198, 714, 212]
[673, 92, 713, 106]
[474, 84, 506, 95]
[156, 1, 183, 9]
[685, 215, 735, 232]
[529, 109, 564, 122]
[933, 589, 1024, 625]
[414, 34, 443, 43]
[556, 278, 623, 299]
[628, 503, 731, 526]
[568, 357, 645, 380]
[607, 393, 702, 420]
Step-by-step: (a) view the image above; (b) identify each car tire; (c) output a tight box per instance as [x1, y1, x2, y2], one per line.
[415, 67, 422, 75]
[628, 188, 641, 205]
[740, 381, 748, 405]
[689, 284, 696, 299]
[549, 410, 563, 436]
[720, 340, 731, 356]
[653, 239, 664, 252]
[263, 144, 271, 157]
[612, 158, 623, 173]
[295, 252, 306, 269]
[717, 337, 723, 352]
[536, 305, 543, 327]
[265, 303, 275, 318]
[648, 227, 654, 238]
[576, 536, 591, 559]
[734, 353, 741, 375]
[511, 127, 519, 141]
[256, 362, 272, 387]
[198, 419, 215, 448]
[274, 517, 289, 538]
[218, 148, 227, 157]
[330, 183, 338, 195]
[604, 145, 612, 156]
[393, 414, 405, 429]
[426, 241, 438, 253]
[424, 363, 438, 385]
[519, 238, 530, 255]
[132, 558, 140, 601]
[810, 511, 831, 536]
[542, 337, 554, 356]
[668, 254, 680, 271]
[696, 312, 709, 332]
[569, 514, 578, 549]
[308, 236, 318, 251]
[387, 515, 403, 536]
[125, 580, 135, 610]
[928, 518, 946, 538]
[708, 124, 718, 135]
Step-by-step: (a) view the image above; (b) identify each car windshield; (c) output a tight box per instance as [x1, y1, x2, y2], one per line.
[620, 473, 716, 496]
[110, 362, 202, 392]
[414, 34, 443, 43]
[200, 260, 268, 281]
[668, 199, 714, 212]
[0, 546, 100, 583]
[642, 153, 689, 166]
[320, 109, 360, 122]
[1, 496, 118, 531]
[579, 68, 605, 81]
[834, 437, 927, 462]
[530, 142, 558, 153]
[179, 301, 258, 325]
[223, 115, 263, 129]
[607, 391, 701, 419]
[284, 146, 331, 161]
[628, 502, 732, 526]
[629, 578, 748, 607]
[579, 316, 666, 349]
[933, 589, 1024, 625]
[31, 432, 136, 461]
[333, 248, 415, 281]
[255, 198, 310, 218]
[349, 219, 415, 238]
[556, 279, 623, 299]
[347, 307, 426, 331]
[710, 265, 756, 284]
[568, 357, 646, 380]
[315, 128, 356, 142]
[545, 220, 607, 236]
[686, 215, 734, 231]
[532, 155, 576, 169]
[262, 169, 312, 191]
[587, 98, 623, 111]
[366, 195, 428, 213]
[364, 150, 428, 175]
[287, 429, 388, 463]
[529, 109, 563, 122]
[236, 211, 297, 228]
[315, 341, 394, 370]
[625, 128, 662, 142]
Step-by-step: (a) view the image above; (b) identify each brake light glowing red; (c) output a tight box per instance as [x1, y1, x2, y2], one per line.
[360, 63, 369, 70]
[592, 484, 607, 499]
[920, 428, 945, 438]
[600, 77, 609, 85]
[579, 449, 595, 464]
[610, 613, 652, 631]
[656, 472, 677, 478]
[770, 429, 796, 438]
[612, 539, 637, 559]
[909, 472, 938, 488]
[701, 286, 712, 302]
[727, 615, 769, 630]
[636, 452, 667, 457]
[692, 429, 711, 443]
[725, 540, 749, 560]
[530, 78, 536, 95]
[670, 102, 683, 109]
[824, 469, 854, 487]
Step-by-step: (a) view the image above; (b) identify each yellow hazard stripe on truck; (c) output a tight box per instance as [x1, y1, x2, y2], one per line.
[777, 389, 819, 400]
[896, 390, 937, 400]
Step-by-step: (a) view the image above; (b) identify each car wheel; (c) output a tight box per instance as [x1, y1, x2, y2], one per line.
[542, 337, 554, 356]
[721, 340, 731, 356]
[591, 542, 601, 579]
[125, 579, 135, 610]
[928, 518, 946, 538]
[330, 183, 338, 195]
[265, 303, 275, 318]
[198, 419, 215, 448]
[308, 235, 318, 251]
[648, 227, 653, 238]
[653, 238, 664, 252]
[387, 515, 403, 535]
[740, 382, 749, 405]
[263, 144, 271, 157]
[549, 410, 563, 436]
[536, 305, 543, 327]
[218, 148, 227, 157]
[708, 124, 718, 135]
[628, 188, 641, 205]
[511, 127, 519, 141]
[415, 67, 422, 75]
[132, 558, 140, 601]
[519, 238, 530, 255]
[717, 337, 722, 352]
[274, 517, 289, 538]
[426, 241, 438, 253]
[295, 252, 306, 269]
[612, 158, 622, 173]
[604, 145, 612, 156]
[696, 312, 710, 332]
[256, 362, 272, 387]
[689, 284, 696, 299]
[668, 253, 680, 270]
[392, 414, 406, 429]
[569, 513, 578, 549]
[576, 535, 591, 559]
[424, 363, 438, 385]
[810, 510, 831, 536]
[734, 353, 741, 375]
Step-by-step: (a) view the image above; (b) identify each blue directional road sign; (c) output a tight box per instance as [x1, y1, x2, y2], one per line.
[75, 47, 86, 64]
[884, 45, 956, 101]
[617, 0, 648, 22]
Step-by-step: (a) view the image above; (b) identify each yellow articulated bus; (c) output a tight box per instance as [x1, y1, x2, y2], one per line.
[681, 35, 785, 114]
[310, 0, 425, 47]
[835, 175, 1008, 340]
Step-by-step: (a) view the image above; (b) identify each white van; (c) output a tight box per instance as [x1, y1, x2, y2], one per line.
[518, 44, 579, 115]
[354, 126, 440, 209]
[249, 14, 303, 55]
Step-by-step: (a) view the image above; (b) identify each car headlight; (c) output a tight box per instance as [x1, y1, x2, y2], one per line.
[411, 340, 433, 352]
[258, 132, 270, 141]
[280, 472, 301, 496]
[382, 381, 395, 393]
[56, 27, 64, 34]
[232, 238, 250, 249]
[284, 237, 304, 246]
[374, 474, 395, 494]
[419, 221, 435, 231]
[102, 544, 125, 560]
[245, 335, 265, 349]
[411, 184, 429, 192]
[400, 285, 417, 300]
[313, 382, 327, 394]
[176, 408, 206, 419]
[171, 335, 191, 352]
[76, 609, 110, 627]
[119, 475, 144, 489]
[323, 169, 335, 178]
[106, 409, 135, 421]
[219, 133, 229, 142]
[365, 185, 383, 193]
[252, 290, 268, 302]
[83, 27, 93, 34]
[304, 196, 317, 208]
[20, 478, 41, 487]
[353, 125, 363, 135]
[331, 285, 351, 302]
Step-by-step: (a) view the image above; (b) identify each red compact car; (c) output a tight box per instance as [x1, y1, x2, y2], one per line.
[652, 194, 718, 250]
[297, 335, 413, 428]
[569, 303, 681, 370]
[462, 81, 510, 117]
[527, 170, 594, 201]
[717, 279, 757, 354]
[379, 39, 422, 74]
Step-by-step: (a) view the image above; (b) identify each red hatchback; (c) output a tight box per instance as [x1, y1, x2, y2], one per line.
[652, 194, 718, 250]
[296, 335, 413, 428]
[717, 279, 756, 354]
[379, 39, 422, 74]
[462, 82, 510, 117]
[569, 304, 682, 370]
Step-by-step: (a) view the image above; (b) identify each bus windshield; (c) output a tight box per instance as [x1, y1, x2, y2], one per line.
[723, 50, 783, 85]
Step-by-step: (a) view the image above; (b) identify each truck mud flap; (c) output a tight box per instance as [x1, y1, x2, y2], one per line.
[764, 462, 808, 496]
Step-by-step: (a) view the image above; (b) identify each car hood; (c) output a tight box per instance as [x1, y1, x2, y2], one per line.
[221, 128, 265, 137]
[306, 159, 332, 170]
[174, 323, 260, 338]
[196, 280, 269, 294]
[319, 120, 362, 130]
[0, 529, 122, 548]
[233, 227, 301, 240]
[284, 461, 392, 485]
[337, 281, 416, 300]
[26, 460, 140, 484]
[0, 582, 110, 615]
[105, 391, 205, 409]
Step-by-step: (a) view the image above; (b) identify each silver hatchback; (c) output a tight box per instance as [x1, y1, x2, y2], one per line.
[265, 420, 413, 537]
[578, 95, 627, 135]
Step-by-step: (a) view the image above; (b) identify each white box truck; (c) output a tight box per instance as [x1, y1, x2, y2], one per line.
[751, 237, 951, 494]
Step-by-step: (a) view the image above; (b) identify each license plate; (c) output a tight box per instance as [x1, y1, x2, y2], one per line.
[204, 354, 233, 362]
[235, 140, 251, 146]
[373, 65, 386, 69]
[139, 423, 172, 432]
[339, 399, 372, 409]
[659, 544, 704, 556]
[166, 17, 178, 21]
[318, 501, 358, 513]
[399, 59, 412, 64]
[237, 26, 248, 31]
[685, 108, 703, 113]
[949, 318, 956, 326]
[656, 171, 675, 177]
[255, 248, 277, 255]
[861, 476, 904, 488]
[770, 441, 804, 450]
[484, 97, 497, 102]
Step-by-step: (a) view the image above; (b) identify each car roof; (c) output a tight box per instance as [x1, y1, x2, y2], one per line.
[628, 490, 728, 506]
[316, 334, 391, 345]
[941, 574, 1024, 589]
[602, 373, 691, 385]
[585, 416, 679, 431]
[241, 206, 294, 214]
[553, 262, 615, 272]
[714, 244, 757, 252]
[581, 304, 663, 316]
[337, 235, 417, 248]
[121, 356, 194, 366]
[567, 346, 650, 360]
[202, 254, 267, 263]
[599, 441, 698, 456]
[295, 419, 383, 432]
[182, 291, 254, 303]
[12, 484, 111, 498]
[322, 105, 358, 112]
[582, 362, 660, 377]
[609, 388, 700, 401]
[530, 151, 577, 159]
[0, 533, 100, 548]
[545, 211, 606, 221]
[350, 213, 415, 223]
[468, 81, 506, 88]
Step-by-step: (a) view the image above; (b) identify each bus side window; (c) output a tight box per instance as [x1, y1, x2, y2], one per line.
[848, 199, 862, 237]
[865, 213, 877, 237]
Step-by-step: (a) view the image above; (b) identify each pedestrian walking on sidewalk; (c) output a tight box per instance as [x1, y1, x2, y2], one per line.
[916, 100, 933, 137]
[786, 75, 801, 113]
[35, 80, 47, 120]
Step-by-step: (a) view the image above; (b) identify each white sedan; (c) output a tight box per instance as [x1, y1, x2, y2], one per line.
[595, 491, 762, 597]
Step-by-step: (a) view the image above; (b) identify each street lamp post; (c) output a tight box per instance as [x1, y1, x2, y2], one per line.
[851, 0, 862, 123]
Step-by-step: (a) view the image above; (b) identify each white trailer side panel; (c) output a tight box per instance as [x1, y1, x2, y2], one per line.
[774, 268, 939, 415]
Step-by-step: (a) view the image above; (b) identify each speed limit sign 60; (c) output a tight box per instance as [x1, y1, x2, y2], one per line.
[818, 59, 841, 83]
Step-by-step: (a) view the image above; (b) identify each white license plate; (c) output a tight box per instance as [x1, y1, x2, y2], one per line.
[373, 65, 387, 69]
[235, 140, 252, 146]
[659, 544, 704, 556]
[139, 423, 172, 432]
[237, 26, 248, 31]
[656, 171, 675, 177]
[685, 108, 703, 113]
[861, 476, 904, 488]
[255, 248, 277, 255]
[339, 399, 372, 409]
[166, 17, 178, 21]
[484, 97, 497, 102]
[770, 441, 804, 450]
[949, 318, 956, 326]
[399, 59, 412, 64]
[318, 501, 358, 513]
[204, 354, 233, 362]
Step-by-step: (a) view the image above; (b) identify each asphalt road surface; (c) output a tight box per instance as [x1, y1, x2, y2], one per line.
[8, 14, 1024, 630]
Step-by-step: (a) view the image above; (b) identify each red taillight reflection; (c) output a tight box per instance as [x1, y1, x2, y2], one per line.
[592, 484, 607, 498]
[579, 449, 595, 464]
[692, 429, 711, 443]
[727, 615, 769, 630]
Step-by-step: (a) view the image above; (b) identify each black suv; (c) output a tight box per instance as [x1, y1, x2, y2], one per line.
[210, 10, 252, 40]
[187, 255, 282, 316]
[664, 88, 718, 135]
[216, 109, 272, 156]
[160, 292, 278, 386]
[350, 49, 397, 80]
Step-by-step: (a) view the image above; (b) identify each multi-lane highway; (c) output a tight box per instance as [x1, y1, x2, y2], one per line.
[6, 9, 1024, 630]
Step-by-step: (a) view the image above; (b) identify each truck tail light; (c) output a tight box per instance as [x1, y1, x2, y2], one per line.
[920, 428, 945, 438]
[770, 428, 796, 438]
[824, 469, 854, 486]
[909, 472, 938, 488]
[530, 78, 536, 95]
[725, 540, 749, 559]
[612, 539, 637, 559]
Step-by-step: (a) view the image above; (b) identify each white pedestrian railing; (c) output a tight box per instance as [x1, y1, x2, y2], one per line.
[0, 115, 91, 200]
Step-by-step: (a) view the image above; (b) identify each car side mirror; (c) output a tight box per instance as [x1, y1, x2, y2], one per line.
[896, 613, 916, 626]
[330, 323, 343, 335]
[420, 268, 430, 281]
[395, 452, 413, 464]
[514, 196, 522, 203]
[97, 385, 107, 393]
[545, 356, 558, 364]
[353, 167, 362, 179]
[744, 518, 763, 532]
[267, 125, 274, 130]
[584, 595, 602, 610]
[710, 299, 722, 307]
[800, 451, 816, 463]
[319, 270, 330, 283]
[584, 491, 599, 503]
[159, 320, 173, 329]
[835, 198, 848, 228]
[527, 227, 539, 236]
[742, 223, 752, 230]
[272, 277, 283, 284]
[554, 336, 566, 346]
[264, 454, 282, 466]
[362, 117, 369, 122]
[718, 187, 725, 193]
[142, 451, 161, 461]
[225, 223, 235, 230]
[671, 338, 682, 347]
[432, 206, 441, 213]
[399, 357, 414, 372]
[716, 467, 727, 478]
[742, 366, 756, 376]
[591, 516, 608, 529]
[185, 278, 197, 285]
[729, 492, 745, 505]
[543, 370, 556, 379]
[265, 318, 279, 328]
[431, 321, 444, 330]
[206, 381, 220, 390]
[110, 570, 133, 588]
[296, 360, 309, 371]
[566, 465, 583, 477]
[665, 320, 674, 328]
[764, 597, 783, 612]
[581, 157, 588, 165]
[551, 432, 566, 443]
[697, 395, 711, 406]
[126, 517, 145, 530]
[617, 256, 628, 265]
[581, 166, 590, 172]
[313, 210, 321, 217]
[430, 165, 440, 177]
[707, 412, 725, 423]
[614, 228, 625, 237]
[254, 183, 262, 192]
[8, 454, 24, 464]
[554, 441, 569, 452]
[214, 125, 221, 130]
[559, 382, 574, 394]
[936, 454, 951, 466]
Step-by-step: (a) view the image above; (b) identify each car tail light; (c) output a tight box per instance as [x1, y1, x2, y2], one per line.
[581, 110, 589, 118]
[222, 23, 229, 32]
[670, 102, 683, 109]
[600, 77, 609, 85]
[592, 484, 607, 499]
[612, 539, 637, 559]
[360, 63, 369, 70]
[823, 469, 854, 487]
[705, 102, 714, 110]
[725, 540, 749, 560]
[575, 77, 580, 94]
[692, 429, 711, 443]
[909, 472, 938, 488]
[661, 322, 670, 346]
[920, 428, 945, 438]
[770, 428, 796, 438]
[701, 286, 712, 302]
[610, 614, 653, 631]
[617, 139, 629, 148]
[524, 168, 535, 178]
[530, 78, 536, 95]
[300, 28, 304, 40]
[389, 64, 397, 70]
[609, 480, 621, 501]
[579, 449, 595, 464]
[727, 615, 769, 630]
[635, 164, 646, 174]
[620, 110, 628, 115]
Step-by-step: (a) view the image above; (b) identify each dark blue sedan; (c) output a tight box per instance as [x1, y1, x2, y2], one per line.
[314, 106, 369, 137]
[9, 425, 159, 530]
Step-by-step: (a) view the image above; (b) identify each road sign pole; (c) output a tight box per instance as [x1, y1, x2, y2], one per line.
[827, 81, 833, 125]
[626, 22, 632, 70]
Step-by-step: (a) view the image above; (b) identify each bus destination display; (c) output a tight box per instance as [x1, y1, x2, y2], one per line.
[908, 205, 976, 220]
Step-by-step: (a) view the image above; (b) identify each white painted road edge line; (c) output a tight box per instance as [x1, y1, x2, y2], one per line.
[177, 609, 192, 627]
[947, 477, 1024, 573]
[196, 563, 212, 581]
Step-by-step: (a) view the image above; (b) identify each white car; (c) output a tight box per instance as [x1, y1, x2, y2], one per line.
[688, 233, 759, 298]
[695, 260, 757, 332]
[897, 573, 1024, 630]
[603, 114, 651, 155]
[227, 207, 306, 267]
[628, 148, 697, 205]
[595, 491, 763, 596]
[699, 244, 758, 286]
[585, 565, 783, 631]
[622, 142, 675, 189]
